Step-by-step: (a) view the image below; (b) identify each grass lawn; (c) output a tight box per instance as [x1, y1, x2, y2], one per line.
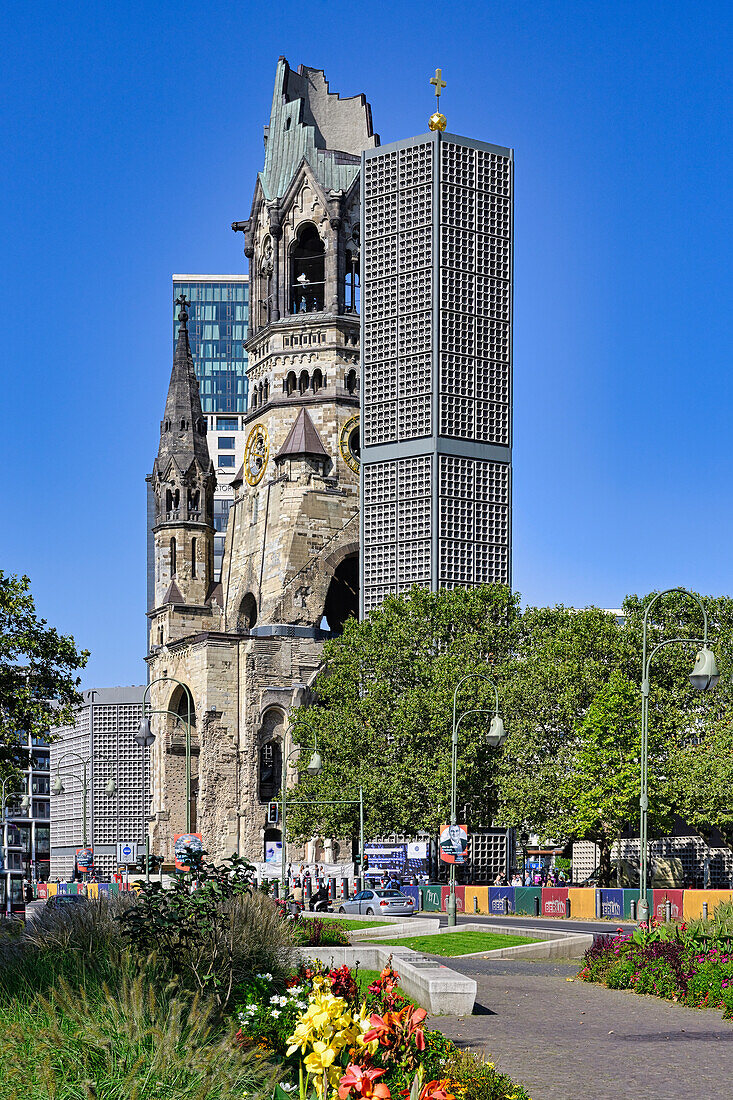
[364, 930, 539, 956]
[331, 918, 390, 930]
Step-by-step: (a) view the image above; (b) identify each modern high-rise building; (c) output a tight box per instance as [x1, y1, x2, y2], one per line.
[50, 687, 148, 881]
[359, 131, 513, 614]
[172, 275, 250, 580]
[1, 732, 50, 911]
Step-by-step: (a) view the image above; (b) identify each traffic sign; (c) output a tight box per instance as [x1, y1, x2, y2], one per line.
[116, 842, 138, 865]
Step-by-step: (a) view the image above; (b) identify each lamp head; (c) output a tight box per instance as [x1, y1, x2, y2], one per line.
[52, 775, 64, 795]
[105, 778, 117, 795]
[134, 718, 155, 748]
[689, 646, 720, 692]
[305, 751, 322, 776]
[486, 714, 506, 748]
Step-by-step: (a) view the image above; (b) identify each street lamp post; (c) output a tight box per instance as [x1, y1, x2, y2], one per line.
[140, 677, 194, 837]
[51, 751, 116, 875]
[637, 588, 719, 923]
[134, 717, 156, 883]
[448, 672, 507, 928]
[280, 728, 323, 892]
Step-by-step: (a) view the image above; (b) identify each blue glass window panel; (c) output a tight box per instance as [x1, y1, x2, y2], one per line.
[218, 436, 235, 449]
[218, 454, 236, 468]
[216, 417, 238, 431]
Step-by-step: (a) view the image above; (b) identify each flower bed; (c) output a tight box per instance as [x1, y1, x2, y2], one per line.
[234, 960, 532, 1100]
[578, 912, 733, 1018]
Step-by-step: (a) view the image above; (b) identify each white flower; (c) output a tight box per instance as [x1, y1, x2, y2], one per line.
[271, 1009, 281, 1018]
[270, 995, 280, 1004]
[281, 1084, 295, 1092]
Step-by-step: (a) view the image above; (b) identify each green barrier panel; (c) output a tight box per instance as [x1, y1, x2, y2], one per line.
[515, 886, 542, 914]
[622, 889, 654, 919]
[421, 884, 442, 911]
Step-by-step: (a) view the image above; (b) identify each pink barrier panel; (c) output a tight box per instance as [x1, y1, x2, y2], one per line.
[653, 889, 683, 920]
[441, 885, 465, 913]
[542, 887, 568, 917]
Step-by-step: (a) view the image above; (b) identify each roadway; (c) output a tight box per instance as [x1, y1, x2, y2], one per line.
[441, 911, 637, 936]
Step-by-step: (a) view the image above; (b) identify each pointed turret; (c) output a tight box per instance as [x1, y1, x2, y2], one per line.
[149, 294, 217, 625]
[156, 295, 212, 471]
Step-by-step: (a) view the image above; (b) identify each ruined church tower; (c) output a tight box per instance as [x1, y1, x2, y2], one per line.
[146, 59, 377, 866]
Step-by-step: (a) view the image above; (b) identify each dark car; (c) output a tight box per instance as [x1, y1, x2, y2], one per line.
[45, 894, 89, 911]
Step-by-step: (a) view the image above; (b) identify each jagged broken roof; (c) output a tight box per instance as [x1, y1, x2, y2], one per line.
[259, 57, 379, 201]
[276, 408, 329, 459]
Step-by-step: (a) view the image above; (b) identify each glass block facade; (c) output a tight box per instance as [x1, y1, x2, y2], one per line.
[50, 687, 148, 882]
[360, 132, 513, 615]
[172, 276, 249, 413]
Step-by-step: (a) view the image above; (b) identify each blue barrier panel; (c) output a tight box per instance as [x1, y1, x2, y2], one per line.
[58, 882, 70, 895]
[488, 886, 515, 914]
[599, 889, 624, 920]
[401, 885, 420, 910]
[98, 882, 110, 895]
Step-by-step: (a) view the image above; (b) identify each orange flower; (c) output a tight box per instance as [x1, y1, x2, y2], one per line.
[364, 1006, 427, 1052]
[401, 1080, 455, 1100]
[338, 1064, 391, 1100]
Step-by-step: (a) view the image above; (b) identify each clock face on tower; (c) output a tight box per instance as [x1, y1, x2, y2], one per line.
[244, 424, 269, 486]
[339, 414, 361, 474]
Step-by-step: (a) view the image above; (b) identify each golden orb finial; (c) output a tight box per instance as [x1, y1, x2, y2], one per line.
[429, 68, 447, 130]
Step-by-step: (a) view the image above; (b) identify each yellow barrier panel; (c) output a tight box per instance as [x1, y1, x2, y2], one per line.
[87, 883, 99, 899]
[568, 888, 596, 919]
[47, 883, 58, 897]
[683, 890, 732, 921]
[464, 886, 489, 914]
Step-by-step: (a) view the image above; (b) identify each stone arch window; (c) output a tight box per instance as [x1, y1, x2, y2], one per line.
[346, 369, 358, 395]
[164, 419, 171, 432]
[258, 382, 264, 406]
[191, 536, 197, 578]
[290, 223, 325, 313]
[251, 387, 258, 410]
[180, 418, 188, 431]
[187, 488, 200, 515]
[298, 369, 310, 395]
[285, 371, 297, 396]
[259, 741, 282, 801]
[311, 368, 323, 394]
[263, 378, 270, 401]
[237, 592, 257, 631]
[170, 536, 177, 577]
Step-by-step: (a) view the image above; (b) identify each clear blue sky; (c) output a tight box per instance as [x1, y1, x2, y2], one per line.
[2, 1, 732, 689]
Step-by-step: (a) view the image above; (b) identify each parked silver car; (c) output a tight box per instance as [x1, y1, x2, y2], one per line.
[338, 888, 416, 917]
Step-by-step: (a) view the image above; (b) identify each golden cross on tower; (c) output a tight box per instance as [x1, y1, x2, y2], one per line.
[430, 68, 446, 104]
[429, 68, 447, 132]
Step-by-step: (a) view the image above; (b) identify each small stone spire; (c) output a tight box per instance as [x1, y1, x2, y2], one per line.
[157, 294, 211, 470]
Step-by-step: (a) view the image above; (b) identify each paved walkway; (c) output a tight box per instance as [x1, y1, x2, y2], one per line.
[435, 957, 733, 1100]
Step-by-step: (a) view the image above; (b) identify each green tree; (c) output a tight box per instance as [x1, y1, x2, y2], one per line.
[0, 571, 88, 784]
[285, 584, 521, 840]
[674, 716, 733, 852]
[555, 671, 649, 884]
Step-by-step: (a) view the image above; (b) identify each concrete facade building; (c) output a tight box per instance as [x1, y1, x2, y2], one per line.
[2, 732, 50, 910]
[49, 687, 148, 881]
[360, 131, 513, 612]
[146, 59, 374, 865]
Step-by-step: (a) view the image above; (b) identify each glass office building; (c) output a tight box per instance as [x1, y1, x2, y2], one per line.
[172, 275, 249, 413]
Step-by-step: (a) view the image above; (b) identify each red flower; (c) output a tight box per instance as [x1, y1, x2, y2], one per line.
[339, 1065, 391, 1100]
[364, 1006, 427, 1052]
[400, 1080, 455, 1100]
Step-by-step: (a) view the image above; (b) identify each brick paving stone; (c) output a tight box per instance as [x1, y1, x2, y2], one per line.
[434, 957, 733, 1100]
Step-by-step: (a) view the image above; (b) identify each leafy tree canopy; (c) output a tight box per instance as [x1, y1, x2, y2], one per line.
[285, 585, 733, 861]
[0, 571, 88, 785]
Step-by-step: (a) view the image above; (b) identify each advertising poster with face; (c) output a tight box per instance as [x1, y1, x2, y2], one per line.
[174, 832, 203, 871]
[76, 847, 94, 873]
[439, 824, 468, 864]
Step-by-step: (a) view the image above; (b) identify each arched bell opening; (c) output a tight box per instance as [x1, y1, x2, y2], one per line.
[290, 224, 325, 313]
[322, 552, 359, 635]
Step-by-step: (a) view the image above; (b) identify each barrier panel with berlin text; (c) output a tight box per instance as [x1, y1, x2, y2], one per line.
[542, 887, 568, 917]
[421, 884, 442, 911]
[401, 885, 421, 910]
[653, 889, 684, 920]
[599, 889, 624, 920]
[488, 886, 515, 914]
[36, 883, 48, 899]
[441, 884, 465, 913]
